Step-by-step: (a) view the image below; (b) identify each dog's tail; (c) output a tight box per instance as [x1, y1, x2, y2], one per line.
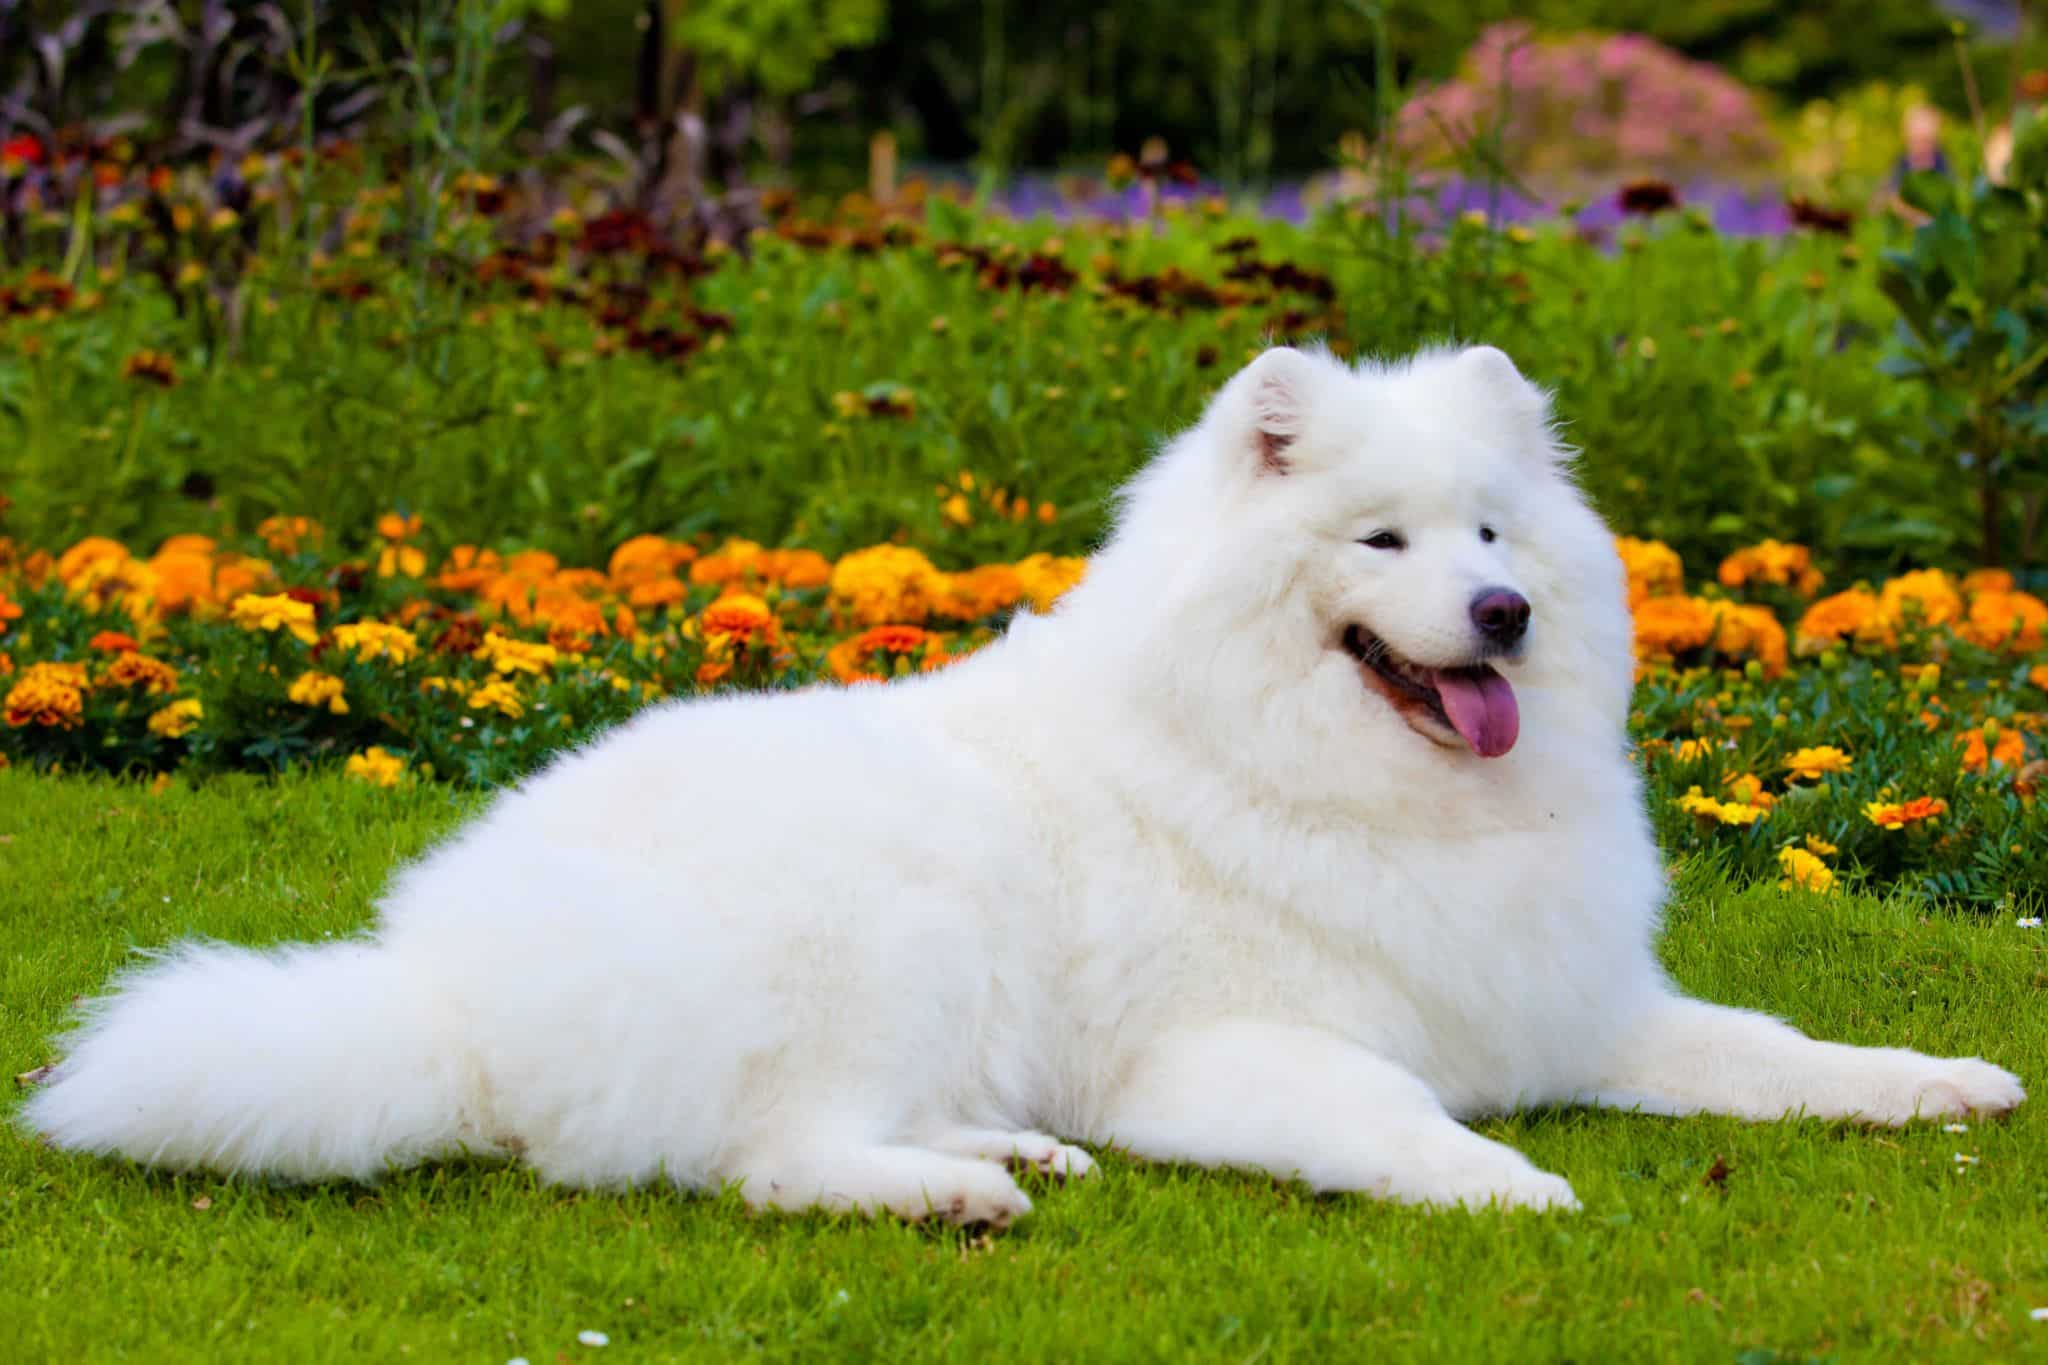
[22, 938, 477, 1181]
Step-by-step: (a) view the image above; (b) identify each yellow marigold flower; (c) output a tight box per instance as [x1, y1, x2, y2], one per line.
[1777, 846, 1836, 893]
[1782, 745, 1852, 781]
[1674, 785, 1768, 827]
[1631, 595, 1719, 661]
[1614, 535, 1684, 606]
[466, 678, 525, 719]
[1864, 796, 1948, 830]
[1879, 568, 1963, 629]
[1794, 588, 1892, 652]
[472, 631, 558, 677]
[345, 745, 406, 788]
[1957, 724, 2025, 774]
[830, 545, 946, 626]
[1013, 552, 1088, 613]
[378, 543, 427, 579]
[1672, 738, 1716, 761]
[941, 494, 973, 527]
[287, 670, 349, 715]
[420, 675, 472, 698]
[1717, 540, 1823, 596]
[1721, 773, 1776, 809]
[103, 652, 180, 695]
[1804, 834, 1838, 856]
[1954, 590, 2047, 653]
[4, 661, 88, 729]
[229, 592, 318, 644]
[147, 697, 203, 739]
[331, 621, 420, 665]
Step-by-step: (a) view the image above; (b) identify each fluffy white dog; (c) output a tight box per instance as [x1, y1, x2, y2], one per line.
[25, 345, 2024, 1224]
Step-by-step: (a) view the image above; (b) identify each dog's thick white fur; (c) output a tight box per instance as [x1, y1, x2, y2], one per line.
[26, 346, 2023, 1224]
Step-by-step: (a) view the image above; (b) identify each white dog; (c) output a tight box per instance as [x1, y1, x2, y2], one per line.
[25, 345, 2024, 1224]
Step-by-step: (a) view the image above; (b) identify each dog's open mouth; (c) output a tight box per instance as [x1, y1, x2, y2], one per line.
[1342, 625, 1520, 758]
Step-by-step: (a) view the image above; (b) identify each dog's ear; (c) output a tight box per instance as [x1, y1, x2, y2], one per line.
[1454, 345, 1552, 432]
[1233, 346, 1316, 475]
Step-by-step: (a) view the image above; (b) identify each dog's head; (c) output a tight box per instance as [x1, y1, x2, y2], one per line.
[1092, 344, 1633, 778]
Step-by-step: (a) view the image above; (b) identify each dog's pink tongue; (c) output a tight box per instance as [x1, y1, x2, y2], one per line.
[1431, 668, 1519, 757]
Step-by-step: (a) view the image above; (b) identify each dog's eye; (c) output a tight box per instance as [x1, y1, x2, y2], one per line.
[1479, 525, 1498, 544]
[1360, 531, 1406, 551]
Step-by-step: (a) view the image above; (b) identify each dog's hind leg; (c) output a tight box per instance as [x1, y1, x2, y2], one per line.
[728, 1141, 1034, 1226]
[1094, 1018, 1578, 1211]
[926, 1127, 1096, 1180]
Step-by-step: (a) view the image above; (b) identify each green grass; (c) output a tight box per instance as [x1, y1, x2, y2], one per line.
[3, 767, 2045, 1363]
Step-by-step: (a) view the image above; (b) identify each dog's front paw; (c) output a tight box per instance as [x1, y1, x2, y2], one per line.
[1897, 1057, 2025, 1123]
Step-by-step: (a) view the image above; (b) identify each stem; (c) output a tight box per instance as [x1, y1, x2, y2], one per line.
[1976, 413, 2003, 566]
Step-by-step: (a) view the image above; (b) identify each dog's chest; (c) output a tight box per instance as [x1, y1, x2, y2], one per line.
[1150, 813, 1663, 1110]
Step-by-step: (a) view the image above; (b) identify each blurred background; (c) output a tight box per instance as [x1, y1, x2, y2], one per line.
[3, 0, 2043, 216]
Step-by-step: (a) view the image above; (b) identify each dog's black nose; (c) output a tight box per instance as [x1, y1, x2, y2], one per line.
[1470, 588, 1531, 647]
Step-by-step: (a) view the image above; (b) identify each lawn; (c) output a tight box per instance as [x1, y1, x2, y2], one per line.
[3, 767, 2043, 1363]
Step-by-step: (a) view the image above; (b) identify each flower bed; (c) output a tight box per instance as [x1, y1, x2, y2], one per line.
[1, 520, 2042, 910]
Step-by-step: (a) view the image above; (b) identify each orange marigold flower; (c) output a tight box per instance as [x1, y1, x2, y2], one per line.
[935, 564, 1026, 622]
[56, 536, 131, 588]
[1961, 568, 2014, 594]
[1630, 595, 1719, 660]
[608, 534, 697, 584]
[2031, 663, 2048, 694]
[1614, 535, 1684, 606]
[4, 661, 88, 728]
[697, 593, 780, 650]
[627, 576, 688, 609]
[1957, 724, 2025, 775]
[760, 548, 832, 590]
[1864, 796, 1948, 830]
[1878, 568, 1963, 629]
[826, 624, 948, 683]
[504, 549, 560, 580]
[690, 538, 766, 588]
[0, 593, 21, 635]
[1717, 540, 1823, 596]
[256, 516, 323, 556]
[90, 630, 138, 653]
[376, 512, 422, 542]
[1954, 590, 2047, 653]
[436, 545, 504, 592]
[1794, 588, 1893, 652]
[1711, 603, 1788, 675]
[103, 652, 179, 694]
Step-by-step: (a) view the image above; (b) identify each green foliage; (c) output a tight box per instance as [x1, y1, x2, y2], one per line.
[1878, 116, 2048, 565]
[676, 0, 886, 98]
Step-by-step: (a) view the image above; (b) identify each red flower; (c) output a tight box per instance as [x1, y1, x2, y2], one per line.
[1, 134, 45, 169]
